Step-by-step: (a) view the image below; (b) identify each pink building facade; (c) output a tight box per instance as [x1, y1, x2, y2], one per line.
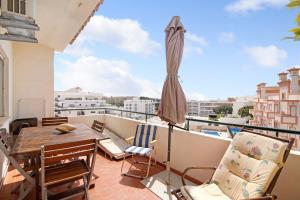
[250, 67, 300, 150]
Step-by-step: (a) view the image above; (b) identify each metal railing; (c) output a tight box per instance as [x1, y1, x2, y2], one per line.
[54, 107, 300, 137]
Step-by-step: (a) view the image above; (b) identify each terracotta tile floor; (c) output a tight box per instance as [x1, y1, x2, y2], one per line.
[0, 152, 164, 200]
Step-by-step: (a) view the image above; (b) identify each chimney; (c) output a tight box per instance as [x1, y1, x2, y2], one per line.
[288, 67, 300, 94]
[256, 83, 266, 99]
[278, 72, 288, 82]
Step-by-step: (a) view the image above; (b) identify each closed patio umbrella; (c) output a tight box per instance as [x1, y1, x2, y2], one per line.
[158, 16, 187, 185]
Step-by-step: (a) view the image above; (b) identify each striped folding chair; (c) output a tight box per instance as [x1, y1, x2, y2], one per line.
[121, 124, 157, 179]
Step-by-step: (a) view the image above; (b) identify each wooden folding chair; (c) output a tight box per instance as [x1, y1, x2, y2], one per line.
[42, 117, 68, 126]
[91, 120, 104, 133]
[0, 128, 35, 200]
[40, 139, 97, 200]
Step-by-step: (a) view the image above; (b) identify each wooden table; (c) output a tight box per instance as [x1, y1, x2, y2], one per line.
[12, 123, 108, 200]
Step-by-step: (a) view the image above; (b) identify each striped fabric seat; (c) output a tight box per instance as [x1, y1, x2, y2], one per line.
[132, 124, 157, 148]
[125, 146, 152, 156]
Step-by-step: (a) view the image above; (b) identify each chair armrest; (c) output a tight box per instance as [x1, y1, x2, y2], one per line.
[149, 140, 157, 144]
[125, 136, 134, 145]
[149, 140, 157, 149]
[181, 166, 217, 187]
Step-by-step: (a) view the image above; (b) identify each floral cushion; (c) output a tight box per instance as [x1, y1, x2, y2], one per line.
[210, 132, 288, 200]
[232, 132, 287, 165]
[181, 183, 231, 200]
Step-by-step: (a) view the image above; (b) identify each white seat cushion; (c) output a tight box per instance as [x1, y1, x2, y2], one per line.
[99, 139, 126, 159]
[181, 183, 231, 200]
[125, 146, 152, 156]
[98, 129, 130, 159]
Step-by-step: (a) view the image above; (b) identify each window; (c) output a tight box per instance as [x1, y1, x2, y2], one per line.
[290, 106, 297, 117]
[0, 57, 4, 117]
[274, 104, 279, 113]
[281, 93, 286, 100]
[7, 0, 26, 15]
[65, 98, 82, 100]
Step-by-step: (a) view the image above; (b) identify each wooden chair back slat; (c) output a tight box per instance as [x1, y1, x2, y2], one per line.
[44, 144, 95, 157]
[45, 149, 95, 166]
[42, 117, 68, 126]
[42, 139, 97, 167]
[91, 120, 104, 133]
[44, 139, 95, 151]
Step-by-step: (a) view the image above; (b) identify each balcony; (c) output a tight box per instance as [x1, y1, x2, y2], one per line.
[1, 114, 300, 199]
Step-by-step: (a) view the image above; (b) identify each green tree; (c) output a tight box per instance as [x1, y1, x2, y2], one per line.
[213, 105, 233, 115]
[287, 0, 300, 41]
[238, 105, 254, 118]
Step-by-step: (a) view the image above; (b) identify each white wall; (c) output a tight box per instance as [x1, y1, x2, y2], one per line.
[13, 43, 54, 119]
[0, 40, 14, 187]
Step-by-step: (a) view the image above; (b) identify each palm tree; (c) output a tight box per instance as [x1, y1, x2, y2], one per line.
[287, 0, 300, 41]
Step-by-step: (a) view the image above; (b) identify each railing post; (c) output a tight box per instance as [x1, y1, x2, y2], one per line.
[145, 114, 148, 122]
[186, 119, 190, 131]
[276, 131, 279, 137]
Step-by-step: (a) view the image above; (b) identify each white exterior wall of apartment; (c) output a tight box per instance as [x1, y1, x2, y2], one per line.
[124, 98, 155, 114]
[188, 100, 233, 116]
[55, 90, 106, 117]
[0, 40, 14, 187]
[13, 43, 54, 119]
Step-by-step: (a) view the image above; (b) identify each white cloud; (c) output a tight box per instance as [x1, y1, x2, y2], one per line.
[184, 32, 207, 56]
[219, 32, 235, 43]
[64, 15, 161, 56]
[63, 15, 161, 56]
[244, 45, 287, 68]
[186, 33, 208, 46]
[187, 92, 207, 101]
[56, 56, 161, 97]
[225, 0, 288, 13]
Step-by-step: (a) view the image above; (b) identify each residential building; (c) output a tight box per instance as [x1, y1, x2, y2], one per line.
[187, 100, 233, 117]
[124, 97, 156, 114]
[250, 67, 300, 150]
[55, 87, 106, 117]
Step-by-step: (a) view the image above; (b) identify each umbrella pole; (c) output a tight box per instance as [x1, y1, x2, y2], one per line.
[166, 123, 173, 185]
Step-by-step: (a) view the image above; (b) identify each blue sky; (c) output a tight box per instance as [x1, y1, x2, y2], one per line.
[55, 0, 300, 100]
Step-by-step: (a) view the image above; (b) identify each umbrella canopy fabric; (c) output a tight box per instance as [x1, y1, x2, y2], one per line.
[158, 16, 187, 125]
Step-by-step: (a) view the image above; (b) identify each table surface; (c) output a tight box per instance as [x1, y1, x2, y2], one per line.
[12, 123, 107, 155]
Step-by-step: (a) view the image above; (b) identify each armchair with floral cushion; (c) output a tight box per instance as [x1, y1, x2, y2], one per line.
[172, 131, 294, 200]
